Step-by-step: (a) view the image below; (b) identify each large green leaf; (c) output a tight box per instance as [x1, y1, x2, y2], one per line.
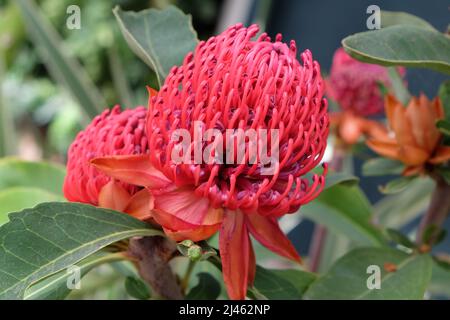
[304, 248, 432, 299]
[324, 172, 359, 189]
[0, 158, 65, 195]
[16, 0, 105, 119]
[0, 202, 162, 299]
[0, 187, 64, 226]
[251, 266, 315, 299]
[24, 252, 125, 300]
[362, 158, 404, 177]
[374, 177, 433, 228]
[186, 273, 221, 300]
[270, 269, 317, 297]
[380, 11, 436, 30]
[124, 276, 152, 300]
[379, 176, 417, 194]
[342, 25, 450, 74]
[301, 184, 385, 246]
[114, 5, 198, 85]
[428, 259, 450, 298]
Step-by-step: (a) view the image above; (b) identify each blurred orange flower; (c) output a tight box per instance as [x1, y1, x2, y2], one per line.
[331, 111, 386, 146]
[367, 94, 450, 175]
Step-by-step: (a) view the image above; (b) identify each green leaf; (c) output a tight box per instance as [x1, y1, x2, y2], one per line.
[324, 172, 359, 189]
[0, 202, 162, 299]
[251, 266, 308, 300]
[438, 81, 450, 122]
[186, 273, 221, 300]
[16, 0, 105, 119]
[113, 5, 198, 85]
[24, 252, 125, 300]
[270, 269, 317, 297]
[379, 176, 416, 194]
[439, 168, 450, 185]
[387, 67, 410, 105]
[422, 225, 447, 246]
[47, 104, 82, 154]
[342, 25, 450, 74]
[0, 187, 64, 226]
[436, 120, 450, 136]
[386, 228, 416, 249]
[125, 276, 151, 300]
[0, 158, 65, 195]
[429, 258, 450, 298]
[376, 81, 389, 98]
[374, 178, 433, 228]
[303, 248, 432, 299]
[432, 256, 450, 272]
[0, 52, 15, 157]
[380, 11, 436, 30]
[301, 184, 385, 246]
[362, 158, 404, 177]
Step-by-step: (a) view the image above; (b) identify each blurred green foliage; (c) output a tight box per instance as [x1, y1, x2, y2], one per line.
[0, 0, 221, 157]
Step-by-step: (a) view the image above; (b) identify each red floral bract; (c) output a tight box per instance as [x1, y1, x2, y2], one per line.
[63, 106, 148, 205]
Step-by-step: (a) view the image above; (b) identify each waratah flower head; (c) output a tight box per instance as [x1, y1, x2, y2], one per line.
[326, 47, 405, 116]
[63, 106, 148, 205]
[89, 24, 329, 300]
[147, 23, 329, 216]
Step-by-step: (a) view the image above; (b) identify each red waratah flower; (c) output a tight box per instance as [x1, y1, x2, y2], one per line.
[326, 47, 405, 116]
[89, 24, 329, 299]
[63, 105, 153, 219]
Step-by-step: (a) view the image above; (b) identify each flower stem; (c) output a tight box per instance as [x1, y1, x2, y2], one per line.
[308, 225, 327, 272]
[417, 175, 450, 245]
[128, 236, 183, 299]
[308, 146, 346, 272]
[181, 259, 196, 293]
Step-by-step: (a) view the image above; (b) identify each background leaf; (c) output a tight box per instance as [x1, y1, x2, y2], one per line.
[342, 25, 450, 74]
[436, 120, 450, 136]
[125, 276, 151, 300]
[251, 266, 314, 299]
[270, 269, 317, 297]
[380, 11, 436, 30]
[114, 5, 198, 85]
[301, 184, 385, 246]
[379, 176, 416, 194]
[0, 53, 15, 157]
[16, 0, 105, 119]
[0, 202, 162, 299]
[362, 158, 404, 177]
[303, 248, 432, 299]
[429, 259, 450, 299]
[0, 187, 64, 226]
[186, 273, 221, 300]
[374, 178, 433, 228]
[438, 81, 450, 122]
[324, 172, 359, 189]
[388, 67, 411, 105]
[0, 158, 65, 194]
[386, 228, 416, 249]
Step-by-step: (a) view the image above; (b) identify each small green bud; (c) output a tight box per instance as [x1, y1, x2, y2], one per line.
[187, 245, 202, 261]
